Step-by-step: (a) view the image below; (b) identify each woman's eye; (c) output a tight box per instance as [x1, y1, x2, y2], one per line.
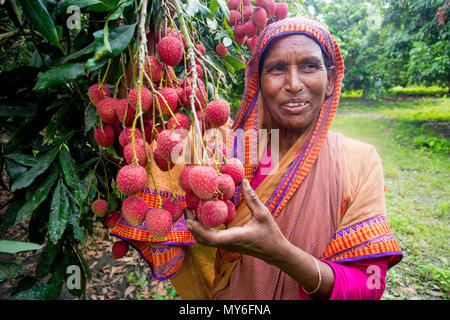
[303, 64, 318, 70]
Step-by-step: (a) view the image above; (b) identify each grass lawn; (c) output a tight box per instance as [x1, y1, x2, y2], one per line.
[331, 96, 449, 300]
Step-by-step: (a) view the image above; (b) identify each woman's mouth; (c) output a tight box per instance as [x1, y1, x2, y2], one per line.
[280, 101, 310, 114]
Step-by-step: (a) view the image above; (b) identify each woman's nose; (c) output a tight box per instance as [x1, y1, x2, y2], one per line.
[285, 68, 304, 93]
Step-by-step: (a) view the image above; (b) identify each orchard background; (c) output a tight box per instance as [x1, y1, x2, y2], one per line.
[0, 0, 448, 300]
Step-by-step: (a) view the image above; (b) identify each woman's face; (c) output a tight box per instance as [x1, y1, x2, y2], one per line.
[260, 34, 334, 133]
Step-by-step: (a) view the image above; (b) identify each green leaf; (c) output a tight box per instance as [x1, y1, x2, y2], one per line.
[8, 284, 53, 300]
[46, 255, 66, 300]
[103, 22, 112, 54]
[0, 100, 37, 117]
[0, 199, 24, 236]
[35, 238, 63, 280]
[11, 147, 59, 192]
[34, 63, 86, 90]
[0, 261, 26, 283]
[58, 146, 86, 207]
[84, 104, 98, 133]
[17, 0, 61, 49]
[48, 181, 70, 244]
[4, 153, 38, 167]
[44, 105, 71, 144]
[5, 159, 28, 182]
[60, 42, 95, 64]
[223, 55, 246, 71]
[86, 24, 136, 71]
[66, 188, 85, 243]
[14, 169, 59, 225]
[0, 240, 43, 254]
[209, 0, 219, 13]
[217, 0, 229, 19]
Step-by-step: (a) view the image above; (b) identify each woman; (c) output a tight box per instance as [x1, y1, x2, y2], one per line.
[112, 16, 402, 300]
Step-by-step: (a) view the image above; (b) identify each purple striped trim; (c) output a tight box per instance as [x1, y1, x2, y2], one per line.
[333, 216, 387, 240]
[323, 251, 404, 265]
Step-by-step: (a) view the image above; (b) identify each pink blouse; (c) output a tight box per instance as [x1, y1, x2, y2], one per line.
[252, 147, 388, 300]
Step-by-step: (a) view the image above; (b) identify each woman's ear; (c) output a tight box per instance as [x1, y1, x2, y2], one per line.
[325, 66, 336, 99]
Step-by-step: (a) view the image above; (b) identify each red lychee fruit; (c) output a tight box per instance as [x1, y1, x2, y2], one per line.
[227, 0, 239, 10]
[189, 166, 219, 200]
[145, 208, 173, 239]
[144, 123, 163, 143]
[235, 35, 247, 46]
[246, 37, 256, 51]
[215, 43, 228, 57]
[224, 200, 236, 225]
[233, 24, 246, 40]
[218, 174, 235, 200]
[168, 112, 191, 138]
[115, 99, 136, 127]
[88, 84, 111, 106]
[185, 191, 200, 211]
[122, 195, 148, 226]
[158, 36, 183, 67]
[156, 87, 178, 117]
[128, 87, 153, 113]
[153, 148, 175, 172]
[188, 62, 203, 79]
[94, 125, 115, 147]
[104, 211, 121, 228]
[118, 128, 142, 148]
[205, 99, 231, 128]
[252, 7, 267, 29]
[116, 164, 148, 196]
[161, 66, 176, 87]
[97, 97, 118, 125]
[155, 27, 178, 43]
[263, 0, 276, 17]
[221, 158, 245, 185]
[242, 5, 253, 21]
[156, 129, 183, 162]
[112, 241, 129, 259]
[182, 80, 207, 110]
[162, 198, 184, 222]
[196, 43, 206, 56]
[275, 2, 288, 20]
[228, 10, 241, 26]
[123, 139, 151, 166]
[179, 165, 195, 193]
[91, 199, 108, 217]
[243, 21, 258, 38]
[144, 55, 163, 83]
[197, 200, 228, 228]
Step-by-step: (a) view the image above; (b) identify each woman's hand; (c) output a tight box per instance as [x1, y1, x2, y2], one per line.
[184, 178, 289, 265]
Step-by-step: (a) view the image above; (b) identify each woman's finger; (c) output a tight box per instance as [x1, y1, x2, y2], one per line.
[241, 178, 269, 220]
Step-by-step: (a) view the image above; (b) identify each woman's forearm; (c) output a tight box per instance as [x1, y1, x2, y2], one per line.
[269, 238, 335, 299]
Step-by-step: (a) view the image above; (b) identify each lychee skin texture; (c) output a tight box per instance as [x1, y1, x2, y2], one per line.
[156, 87, 178, 116]
[227, 0, 239, 10]
[189, 166, 219, 200]
[167, 112, 191, 136]
[96, 97, 118, 124]
[244, 21, 258, 38]
[275, 2, 288, 20]
[205, 99, 231, 128]
[91, 199, 108, 217]
[104, 211, 121, 228]
[242, 5, 253, 21]
[88, 84, 111, 106]
[215, 44, 228, 57]
[94, 125, 115, 147]
[123, 139, 151, 166]
[196, 43, 206, 56]
[116, 99, 136, 126]
[145, 208, 173, 239]
[158, 36, 183, 67]
[252, 8, 268, 29]
[112, 241, 129, 259]
[153, 148, 175, 172]
[116, 164, 148, 196]
[218, 174, 236, 200]
[233, 24, 246, 40]
[221, 158, 245, 185]
[228, 10, 241, 26]
[179, 165, 195, 193]
[129, 87, 153, 113]
[185, 191, 200, 211]
[197, 200, 228, 228]
[182, 80, 207, 110]
[122, 195, 148, 226]
[145, 56, 163, 83]
[224, 200, 236, 225]
[162, 198, 184, 222]
[156, 130, 183, 162]
[118, 128, 142, 148]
